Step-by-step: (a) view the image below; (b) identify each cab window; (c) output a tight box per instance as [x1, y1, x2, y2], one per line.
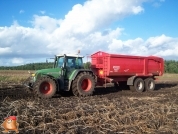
[57, 57, 64, 68]
[77, 58, 83, 68]
[66, 57, 83, 69]
[66, 57, 76, 68]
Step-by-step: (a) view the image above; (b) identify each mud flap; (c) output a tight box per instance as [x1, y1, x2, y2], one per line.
[127, 76, 136, 86]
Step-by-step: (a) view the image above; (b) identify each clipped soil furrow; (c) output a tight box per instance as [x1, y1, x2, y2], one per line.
[0, 80, 178, 133]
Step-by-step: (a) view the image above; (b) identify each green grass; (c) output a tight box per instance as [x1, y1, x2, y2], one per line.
[0, 70, 33, 84]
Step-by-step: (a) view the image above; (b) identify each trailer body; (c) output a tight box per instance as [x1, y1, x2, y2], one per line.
[91, 51, 164, 86]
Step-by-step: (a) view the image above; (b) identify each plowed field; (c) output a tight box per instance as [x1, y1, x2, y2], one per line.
[0, 71, 178, 134]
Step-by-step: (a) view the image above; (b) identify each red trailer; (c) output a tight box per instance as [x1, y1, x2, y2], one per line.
[91, 51, 164, 92]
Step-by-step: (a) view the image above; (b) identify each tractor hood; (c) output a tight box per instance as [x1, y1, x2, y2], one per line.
[35, 68, 61, 79]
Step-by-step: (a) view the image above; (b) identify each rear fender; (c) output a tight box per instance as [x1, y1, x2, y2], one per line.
[66, 69, 97, 91]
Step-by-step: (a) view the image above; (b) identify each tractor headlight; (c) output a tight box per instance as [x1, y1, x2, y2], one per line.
[31, 73, 36, 82]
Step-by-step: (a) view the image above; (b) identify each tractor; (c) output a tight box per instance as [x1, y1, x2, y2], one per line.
[24, 54, 96, 98]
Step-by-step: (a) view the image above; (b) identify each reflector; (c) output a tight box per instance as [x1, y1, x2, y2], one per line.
[99, 70, 103, 76]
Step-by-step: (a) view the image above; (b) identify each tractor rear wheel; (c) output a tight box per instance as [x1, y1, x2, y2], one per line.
[34, 76, 56, 98]
[72, 72, 95, 97]
[144, 78, 155, 91]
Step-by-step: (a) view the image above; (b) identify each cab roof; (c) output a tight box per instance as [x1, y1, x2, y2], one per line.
[56, 54, 83, 58]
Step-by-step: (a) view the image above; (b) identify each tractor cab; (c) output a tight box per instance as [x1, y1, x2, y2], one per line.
[54, 54, 84, 69]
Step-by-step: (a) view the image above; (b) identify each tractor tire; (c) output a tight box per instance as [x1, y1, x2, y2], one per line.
[144, 78, 155, 91]
[130, 78, 145, 93]
[72, 72, 95, 97]
[34, 76, 56, 99]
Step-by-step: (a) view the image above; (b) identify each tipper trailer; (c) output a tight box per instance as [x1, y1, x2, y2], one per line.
[91, 51, 164, 92]
[24, 51, 164, 98]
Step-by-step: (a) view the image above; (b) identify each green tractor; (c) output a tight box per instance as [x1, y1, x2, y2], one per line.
[24, 54, 96, 98]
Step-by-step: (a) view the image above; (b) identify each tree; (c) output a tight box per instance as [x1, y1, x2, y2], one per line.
[84, 62, 91, 69]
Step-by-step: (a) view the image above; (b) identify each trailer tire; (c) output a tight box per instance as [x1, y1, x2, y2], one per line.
[145, 78, 155, 91]
[34, 76, 56, 99]
[130, 78, 145, 92]
[72, 72, 95, 97]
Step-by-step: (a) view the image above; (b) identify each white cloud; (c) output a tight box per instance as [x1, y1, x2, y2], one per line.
[40, 10, 46, 14]
[108, 37, 147, 55]
[146, 34, 172, 48]
[12, 58, 24, 65]
[32, 15, 62, 33]
[58, 0, 145, 35]
[107, 35, 178, 58]
[19, 10, 25, 14]
[152, 0, 165, 7]
[0, 0, 177, 66]
[0, 47, 12, 54]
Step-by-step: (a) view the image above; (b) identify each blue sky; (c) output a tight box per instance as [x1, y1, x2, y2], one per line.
[0, 0, 178, 66]
[0, 0, 85, 26]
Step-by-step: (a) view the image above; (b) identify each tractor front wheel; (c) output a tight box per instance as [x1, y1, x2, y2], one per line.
[72, 72, 95, 97]
[34, 77, 56, 99]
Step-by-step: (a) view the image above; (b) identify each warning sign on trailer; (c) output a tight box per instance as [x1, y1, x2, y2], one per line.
[113, 66, 120, 72]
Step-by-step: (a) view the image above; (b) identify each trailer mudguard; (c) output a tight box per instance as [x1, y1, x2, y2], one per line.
[127, 76, 137, 85]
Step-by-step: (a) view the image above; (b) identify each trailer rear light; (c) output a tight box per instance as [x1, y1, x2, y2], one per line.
[99, 70, 104, 76]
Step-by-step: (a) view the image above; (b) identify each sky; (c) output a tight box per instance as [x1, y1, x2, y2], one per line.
[0, 0, 178, 66]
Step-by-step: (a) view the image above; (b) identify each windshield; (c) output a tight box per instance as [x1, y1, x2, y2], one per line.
[55, 56, 83, 68]
[66, 57, 83, 69]
[57, 57, 64, 68]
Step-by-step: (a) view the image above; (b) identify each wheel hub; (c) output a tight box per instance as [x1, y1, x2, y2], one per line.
[40, 82, 52, 94]
[81, 79, 92, 91]
[138, 82, 143, 90]
[44, 86, 48, 90]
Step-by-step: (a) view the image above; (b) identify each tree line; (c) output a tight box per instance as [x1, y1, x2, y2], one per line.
[0, 60, 177, 73]
[0, 63, 53, 70]
[164, 60, 178, 73]
[0, 62, 91, 70]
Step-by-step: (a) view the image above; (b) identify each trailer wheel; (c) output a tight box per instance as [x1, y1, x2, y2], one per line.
[72, 72, 95, 97]
[130, 78, 145, 92]
[145, 78, 155, 91]
[34, 76, 56, 99]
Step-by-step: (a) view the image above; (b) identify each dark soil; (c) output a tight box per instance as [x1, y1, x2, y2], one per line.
[0, 81, 178, 134]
